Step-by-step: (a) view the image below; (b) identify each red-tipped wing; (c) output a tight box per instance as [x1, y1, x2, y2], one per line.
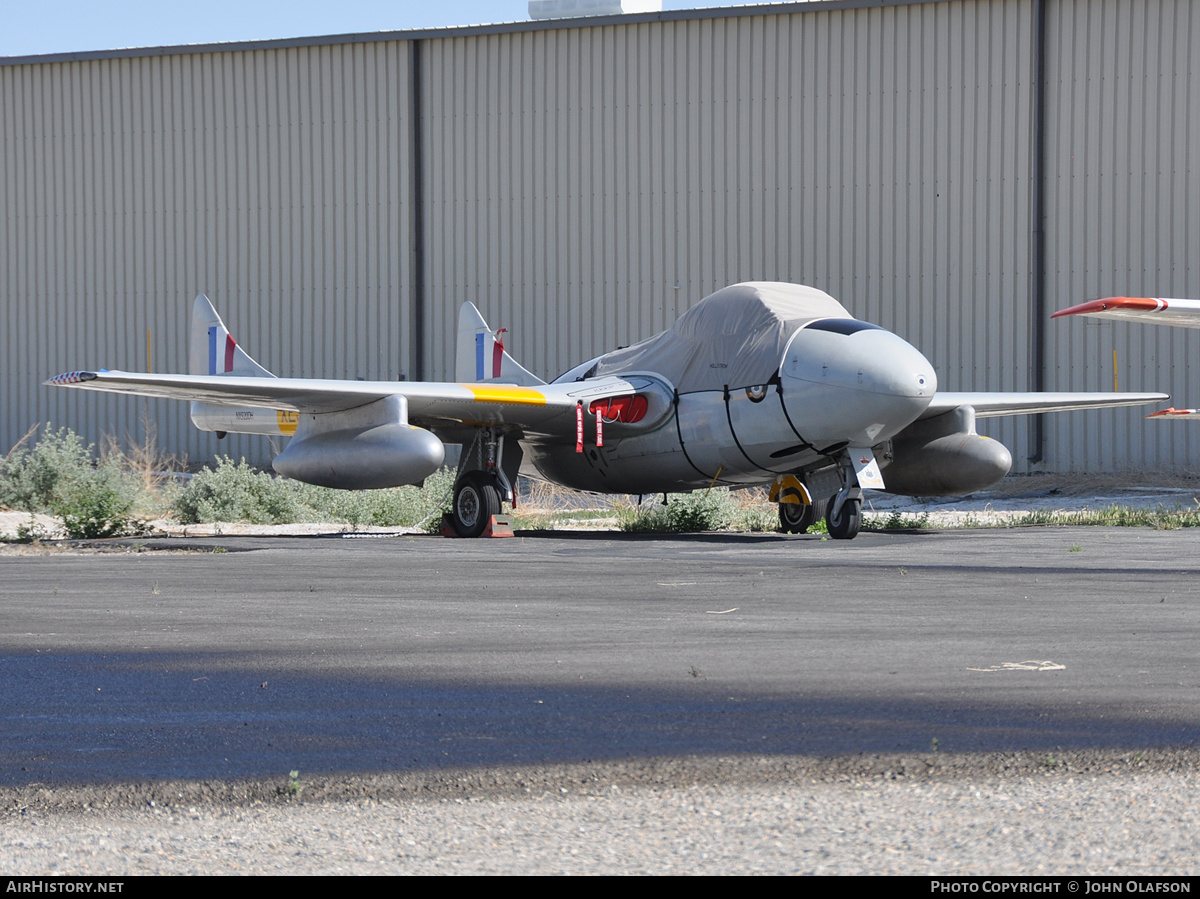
[1053, 296, 1200, 329]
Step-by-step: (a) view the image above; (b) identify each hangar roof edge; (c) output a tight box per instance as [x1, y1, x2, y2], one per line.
[1, 0, 946, 67]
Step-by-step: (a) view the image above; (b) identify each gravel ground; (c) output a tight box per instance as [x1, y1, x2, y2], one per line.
[5, 472, 1200, 875]
[4, 751, 1199, 875]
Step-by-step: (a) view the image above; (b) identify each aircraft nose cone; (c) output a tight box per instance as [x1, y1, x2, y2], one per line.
[780, 322, 936, 444]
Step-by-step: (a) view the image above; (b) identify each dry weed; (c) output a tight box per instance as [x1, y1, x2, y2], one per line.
[101, 410, 188, 498]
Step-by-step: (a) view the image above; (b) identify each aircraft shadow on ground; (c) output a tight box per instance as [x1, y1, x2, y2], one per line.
[2, 650, 1196, 786]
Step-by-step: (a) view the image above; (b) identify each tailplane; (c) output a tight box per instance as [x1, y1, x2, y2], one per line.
[189, 294, 275, 378]
[455, 302, 545, 386]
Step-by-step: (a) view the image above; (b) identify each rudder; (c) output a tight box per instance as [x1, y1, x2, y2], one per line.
[189, 294, 275, 378]
[454, 301, 545, 386]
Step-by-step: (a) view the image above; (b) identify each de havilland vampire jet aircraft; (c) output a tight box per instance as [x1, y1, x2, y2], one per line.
[48, 282, 1167, 539]
[1053, 296, 1200, 419]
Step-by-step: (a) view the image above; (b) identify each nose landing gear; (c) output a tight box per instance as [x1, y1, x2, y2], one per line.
[825, 491, 862, 539]
[825, 450, 864, 540]
[774, 450, 867, 540]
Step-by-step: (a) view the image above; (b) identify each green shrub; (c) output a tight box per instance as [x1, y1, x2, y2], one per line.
[0, 425, 96, 513]
[1, 425, 147, 538]
[732, 505, 780, 533]
[173, 456, 303, 524]
[862, 510, 930, 531]
[619, 488, 738, 533]
[172, 456, 457, 527]
[311, 465, 455, 527]
[54, 469, 144, 539]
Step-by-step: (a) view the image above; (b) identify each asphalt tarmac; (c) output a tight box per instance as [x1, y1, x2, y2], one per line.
[2, 527, 1198, 787]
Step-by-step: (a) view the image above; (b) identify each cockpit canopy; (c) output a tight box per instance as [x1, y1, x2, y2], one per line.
[584, 282, 853, 392]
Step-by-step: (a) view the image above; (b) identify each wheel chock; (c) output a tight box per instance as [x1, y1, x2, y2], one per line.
[482, 515, 514, 538]
[439, 513, 514, 538]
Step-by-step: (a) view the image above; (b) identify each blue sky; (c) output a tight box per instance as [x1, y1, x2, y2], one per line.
[1, 1, 752, 58]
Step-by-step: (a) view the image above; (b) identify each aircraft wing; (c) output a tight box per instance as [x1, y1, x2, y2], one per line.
[921, 391, 1169, 419]
[44, 369, 639, 438]
[1146, 407, 1200, 420]
[51, 370, 1170, 427]
[1052, 296, 1200, 328]
[1053, 297, 1200, 419]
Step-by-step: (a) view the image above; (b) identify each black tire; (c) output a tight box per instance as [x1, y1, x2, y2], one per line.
[779, 496, 828, 534]
[452, 471, 502, 538]
[778, 501, 815, 534]
[826, 495, 862, 540]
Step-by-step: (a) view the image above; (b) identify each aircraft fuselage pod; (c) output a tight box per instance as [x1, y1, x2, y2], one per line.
[529, 319, 937, 496]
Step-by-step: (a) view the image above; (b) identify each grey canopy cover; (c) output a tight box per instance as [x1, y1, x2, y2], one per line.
[593, 281, 851, 392]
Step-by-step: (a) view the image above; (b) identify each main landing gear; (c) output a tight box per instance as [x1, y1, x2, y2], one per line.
[775, 452, 864, 540]
[452, 470, 503, 538]
[779, 495, 826, 534]
[448, 427, 520, 538]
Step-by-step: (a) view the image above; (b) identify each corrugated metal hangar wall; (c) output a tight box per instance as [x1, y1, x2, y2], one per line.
[1, 0, 1197, 473]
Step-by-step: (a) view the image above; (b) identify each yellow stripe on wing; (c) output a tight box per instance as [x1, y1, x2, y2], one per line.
[462, 385, 547, 406]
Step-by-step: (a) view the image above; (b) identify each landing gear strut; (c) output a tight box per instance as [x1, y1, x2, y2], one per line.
[825, 493, 862, 539]
[448, 427, 521, 537]
[825, 452, 864, 540]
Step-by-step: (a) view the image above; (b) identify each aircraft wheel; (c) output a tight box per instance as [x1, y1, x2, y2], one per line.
[778, 501, 816, 534]
[452, 471, 502, 538]
[826, 495, 862, 540]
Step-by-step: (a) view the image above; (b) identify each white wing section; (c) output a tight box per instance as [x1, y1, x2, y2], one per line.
[44, 369, 641, 439]
[1052, 297, 1200, 329]
[922, 392, 1169, 419]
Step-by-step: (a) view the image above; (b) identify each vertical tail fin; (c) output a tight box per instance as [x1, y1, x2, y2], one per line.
[189, 294, 275, 378]
[455, 302, 545, 386]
